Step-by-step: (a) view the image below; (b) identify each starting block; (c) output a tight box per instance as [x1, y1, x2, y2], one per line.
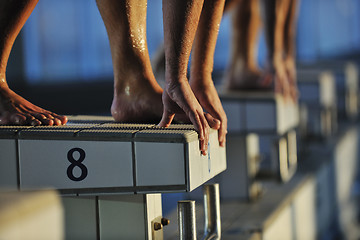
[217, 91, 299, 200]
[220, 91, 298, 135]
[0, 117, 226, 195]
[299, 61, 359, 120]
[0, 116, 226, 240]
[297, 69, 337, 138]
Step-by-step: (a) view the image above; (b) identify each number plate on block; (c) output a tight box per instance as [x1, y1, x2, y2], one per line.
[19, 140, 133, 190]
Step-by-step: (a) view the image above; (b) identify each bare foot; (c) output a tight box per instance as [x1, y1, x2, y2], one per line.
[111, 76, 164, 123]
[190, 78, 227, 147]
[269, 57, 292, 100]
[284, 57, 298, 100]
[0, 85, 67, 126]
[224, 68, 272, 91]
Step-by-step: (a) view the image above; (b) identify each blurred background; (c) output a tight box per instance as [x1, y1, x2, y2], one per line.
[6, 0, 360, 116]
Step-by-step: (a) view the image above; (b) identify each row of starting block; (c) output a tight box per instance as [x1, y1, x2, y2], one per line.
[1, 59, 359, 239]
[164, 59, 360, 239]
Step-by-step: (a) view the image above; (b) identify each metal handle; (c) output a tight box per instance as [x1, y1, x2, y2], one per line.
[202, 184, 221, 240]
[178, 200, 197, 240]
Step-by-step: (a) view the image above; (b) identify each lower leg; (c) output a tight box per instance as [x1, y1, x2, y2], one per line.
[0, 0, 67, 126]
[190, 0, 227, 146]
[224, 0, 266, 89]
[284, 0, 298, 97]
[261, 0, 291, 97]
[96, 0, 163, 123]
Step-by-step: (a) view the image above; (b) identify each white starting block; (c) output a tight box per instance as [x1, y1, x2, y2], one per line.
[0, 116, 226, 240]
[220, 91, 298, 135]
[217, 91, 299, 200]
[299, 61, 359, 120]
[0, 118, 225, 195]
[297, 69, 337, 138]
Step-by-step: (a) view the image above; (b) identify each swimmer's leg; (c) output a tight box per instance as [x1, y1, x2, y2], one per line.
[96, 0, 163, 123]
[0, 0, 67, 126]
[261, 0, 292, 99]
[284, 0, 298, 99]
[224, 0, 269, 90]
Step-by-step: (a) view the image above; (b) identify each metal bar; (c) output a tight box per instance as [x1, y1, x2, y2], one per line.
[178, 200, 197, 240]
[202, 184, 221, 240]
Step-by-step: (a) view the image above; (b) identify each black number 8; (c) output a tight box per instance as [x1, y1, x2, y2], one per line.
[67, 148, 88, 181]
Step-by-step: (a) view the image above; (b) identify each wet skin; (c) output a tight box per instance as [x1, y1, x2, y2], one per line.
[1, 0, 225, 153]
[97, 0, 225, 154]
[151, 0, 228, 147]
[160, 0, 228, 154]
[190, 0, 227, 147]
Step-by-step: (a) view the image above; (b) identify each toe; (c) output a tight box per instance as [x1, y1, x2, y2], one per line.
[51, 118, 62, 126]
[10, 114, 27, 125]
[54, 114, 68, 125]
[0, 113, 10, 125]
[30, 118, 42, 126]
[42, 118, 54, 126]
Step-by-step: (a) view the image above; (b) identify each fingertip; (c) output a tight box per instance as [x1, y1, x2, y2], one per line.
[158, 111, 175, 128]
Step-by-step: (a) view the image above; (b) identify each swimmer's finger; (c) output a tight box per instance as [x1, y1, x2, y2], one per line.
[200, 113, 210, 155]
[188, 111, 206, 154]
[158, 110, 175, 128]
[193, 111, 209, 155]
[218, 121, 227, 147]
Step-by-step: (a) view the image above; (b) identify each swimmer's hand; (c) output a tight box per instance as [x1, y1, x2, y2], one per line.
[158, 80, 212, 155]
